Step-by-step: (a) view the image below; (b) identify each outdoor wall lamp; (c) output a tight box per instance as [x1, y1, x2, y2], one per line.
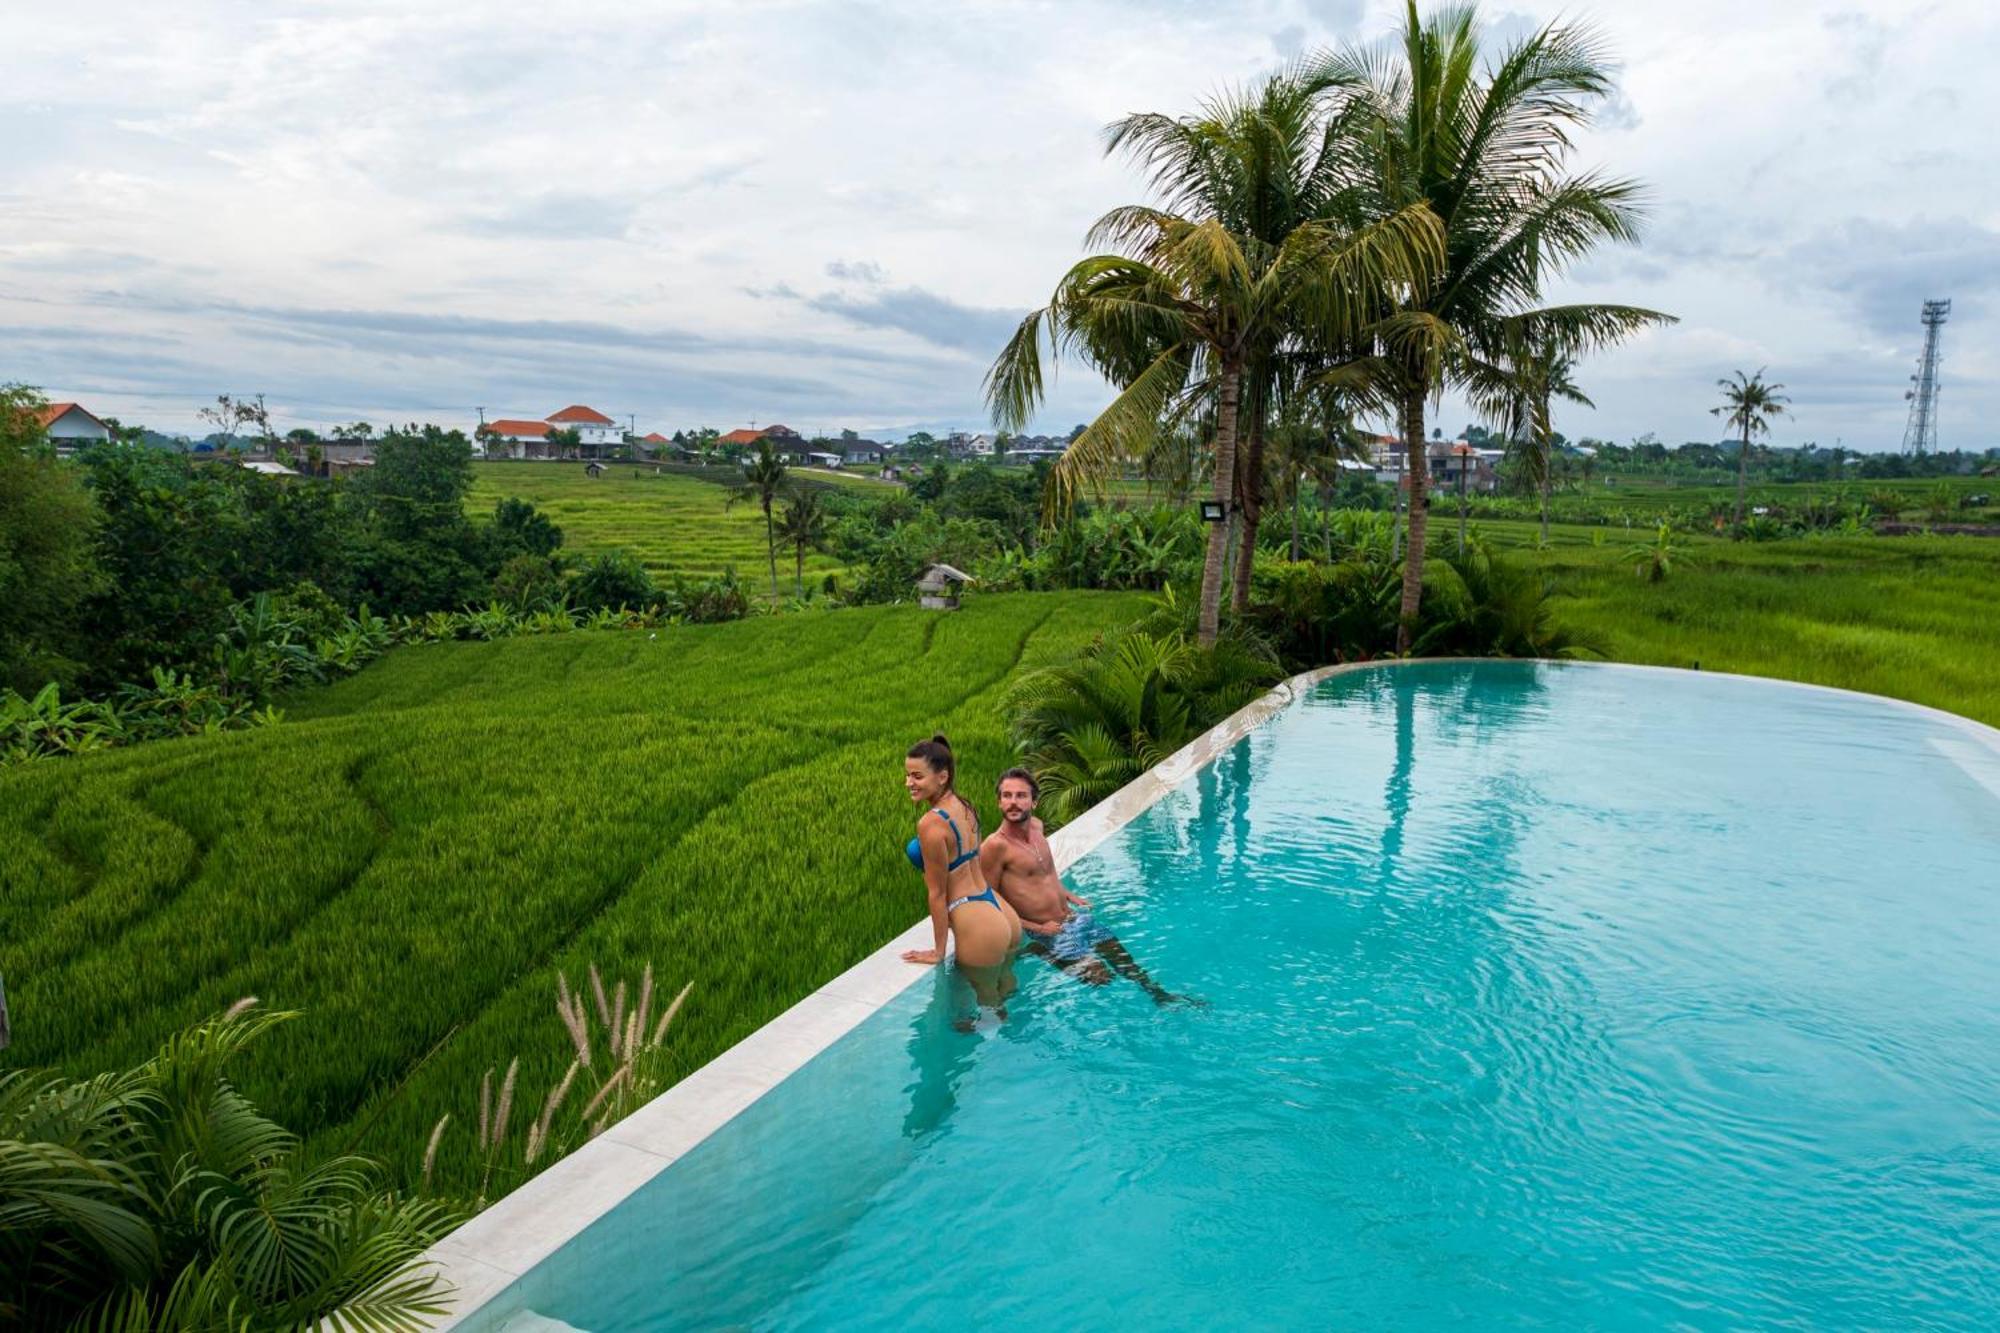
[1199, 500, 1228, 523]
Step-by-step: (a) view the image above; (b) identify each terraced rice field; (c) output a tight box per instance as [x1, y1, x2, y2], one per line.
[467, 462, 853, 583]
[1491, 525, 2000, 726]
[0, 592, 1146, 1195]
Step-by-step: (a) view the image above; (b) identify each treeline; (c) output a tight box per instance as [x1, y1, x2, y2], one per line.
[1539, 436, 1999, 486]
[2, 387, 747, 722]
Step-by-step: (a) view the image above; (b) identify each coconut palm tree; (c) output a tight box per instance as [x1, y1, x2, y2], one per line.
[1712, 369, 1790, 528]
[1096, 68, 1419, 614]
[987, 190, 1441, 647]
[727, 442, 789, 600]
[1468, 330, 1596, 544]
[774, 485, 830, 599]
[1314, 1, 1673, 651]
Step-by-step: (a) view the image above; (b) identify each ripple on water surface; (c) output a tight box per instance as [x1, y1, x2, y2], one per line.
[477, 663, 2000, 1332]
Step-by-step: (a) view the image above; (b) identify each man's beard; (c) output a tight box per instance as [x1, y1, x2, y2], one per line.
[1001, 806, 1031, 824]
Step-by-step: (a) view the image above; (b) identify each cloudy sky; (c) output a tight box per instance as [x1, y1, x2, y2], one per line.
[3, 0, 1994, 448]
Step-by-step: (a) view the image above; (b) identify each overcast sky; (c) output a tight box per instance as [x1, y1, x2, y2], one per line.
[3, 0, 1994, 449]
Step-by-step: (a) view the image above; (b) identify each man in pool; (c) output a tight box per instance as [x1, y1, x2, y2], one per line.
[980, 768, 1192, 1006]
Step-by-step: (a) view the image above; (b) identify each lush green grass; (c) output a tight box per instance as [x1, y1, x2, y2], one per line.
[467, 461, 850, 584]
[1486, 523, 2000, 726]
[0, 592, 1147, 1195]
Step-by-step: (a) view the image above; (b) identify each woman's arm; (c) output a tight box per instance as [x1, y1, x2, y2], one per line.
[901, 820, 951, 965]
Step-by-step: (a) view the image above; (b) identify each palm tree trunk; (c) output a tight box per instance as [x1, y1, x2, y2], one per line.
[1197, 361, 1242, 648]
[1734, 421, 1749, 528]
[764, 502, 779, 600]
[795, 545, 804, 599]
[1536, 398, 1552, 545]
[1457, 459, 1468, 556]
[1395, 392, 1429, 655]
[1390, 450, 1403, 563]
[1230, 415, 1264, 612]
[1290, 474, 1302, 561]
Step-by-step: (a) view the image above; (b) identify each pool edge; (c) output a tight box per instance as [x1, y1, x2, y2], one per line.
[414, 657, 1998, 1327]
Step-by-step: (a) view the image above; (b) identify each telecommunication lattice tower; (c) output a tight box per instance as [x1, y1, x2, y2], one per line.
[1900, 298, 1950, 453]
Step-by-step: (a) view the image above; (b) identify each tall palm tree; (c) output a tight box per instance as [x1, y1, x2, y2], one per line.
[774, 485, 830, 598]
[1099, 69, 1410, 615]
[1469, 330, 1595, 544]
[727, 442, 789, 600]
[1712, 369, 1790, 527]
[1315, 1, 1673, 651]
[987, 191, 1441, 647]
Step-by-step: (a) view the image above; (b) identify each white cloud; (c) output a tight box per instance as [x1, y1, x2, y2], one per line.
[2, 0, 1996, 450]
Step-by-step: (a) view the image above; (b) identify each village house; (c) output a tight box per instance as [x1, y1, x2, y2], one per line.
[716, 424, 801, 452]
[546, 404, 622, 455]
[1368, 436, 1503, 493]
[484, 404, 625, 460]
[36, 402, 111, 454]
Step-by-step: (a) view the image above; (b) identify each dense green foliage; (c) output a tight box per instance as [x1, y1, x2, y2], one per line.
[0, 388, 99, 693]
[1007, 597, 1284, 824]
[0, 594, 1146, 1201]
[2, 1005, 451, 1331]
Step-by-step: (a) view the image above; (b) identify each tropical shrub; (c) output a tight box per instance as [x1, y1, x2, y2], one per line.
[0, 1003, 452, 1331]
[1033, 508, 1203, 591]
[1245, 541, 1599, 669]
[845, 515, 1006, 605]
[493, 552, 569, 610]
[1247, 558, 1403, 667]
[569, 552, 657, 611]
[1413, 542, 1604, 660]
[1007, 597, 1282, 825]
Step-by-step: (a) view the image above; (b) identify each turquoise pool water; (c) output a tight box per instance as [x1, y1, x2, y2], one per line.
[470, 663, 2000, 1330]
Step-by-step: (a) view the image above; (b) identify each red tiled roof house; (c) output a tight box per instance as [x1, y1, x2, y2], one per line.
[482, 405, 624, 460]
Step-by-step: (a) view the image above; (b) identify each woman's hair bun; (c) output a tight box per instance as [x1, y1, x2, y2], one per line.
[931, 732, 950, 748]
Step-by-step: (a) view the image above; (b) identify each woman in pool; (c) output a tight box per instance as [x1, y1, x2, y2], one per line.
[901, 735, 1021, 996]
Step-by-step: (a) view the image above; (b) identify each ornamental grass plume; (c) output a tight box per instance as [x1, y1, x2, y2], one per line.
[556, 972, 592, 1068]
[429, 965, 691, 1199]
[422, 1113, 450, 1190]
[526, 1061, 581, 1166]
[589, 963, 612, 1029]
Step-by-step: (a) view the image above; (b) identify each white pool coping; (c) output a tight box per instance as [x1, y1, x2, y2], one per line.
[415, 658, 2000, 1326]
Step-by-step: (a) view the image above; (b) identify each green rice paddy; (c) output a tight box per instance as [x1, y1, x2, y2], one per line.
[467, 462, 859, 582]
[1510, 528, 2000, 727]
[0, 592, 1145, 1194]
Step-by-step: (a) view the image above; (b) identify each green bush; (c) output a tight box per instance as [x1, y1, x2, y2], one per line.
[568, 551, 656, 611]
[0, 1004, 452, 1331]
[1006, 596, 1282, 825]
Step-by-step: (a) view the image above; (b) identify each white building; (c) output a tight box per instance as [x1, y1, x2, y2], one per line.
[484, 405, 623, 459]
[545, 404, 623, 452]
[36, 402, 111, 451]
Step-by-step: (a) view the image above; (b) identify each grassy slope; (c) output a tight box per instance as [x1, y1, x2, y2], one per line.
[0, 591, 1146, 1194]
[467, 461, 850, 584]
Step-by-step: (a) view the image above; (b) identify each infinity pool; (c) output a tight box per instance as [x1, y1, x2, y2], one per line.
[465, 662, 2000, 1329]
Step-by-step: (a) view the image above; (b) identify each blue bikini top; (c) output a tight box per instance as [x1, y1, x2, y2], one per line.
[906, 806, 979, 872]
